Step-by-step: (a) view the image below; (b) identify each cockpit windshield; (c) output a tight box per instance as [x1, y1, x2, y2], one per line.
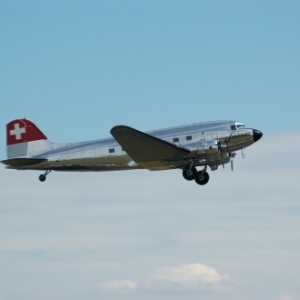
[231, 122, 246, 130]
[235, 122, 245, 130]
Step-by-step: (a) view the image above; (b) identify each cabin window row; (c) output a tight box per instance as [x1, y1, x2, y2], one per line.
[173, 136, 192, 143]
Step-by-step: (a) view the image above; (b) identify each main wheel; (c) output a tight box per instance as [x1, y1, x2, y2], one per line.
[182, 167, 197, 181]
[39, 174, 46, 182]
[195, 171, 209, 185]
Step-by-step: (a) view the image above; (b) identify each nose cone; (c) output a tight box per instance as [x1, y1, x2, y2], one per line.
[253, 129, 263, 142]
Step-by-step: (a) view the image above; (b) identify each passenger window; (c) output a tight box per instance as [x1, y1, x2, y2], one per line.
[173, 138, 179, 143]
[231, 125, 237, 130]
[186, 136, 192, 141]
[109, 148, 115, 154]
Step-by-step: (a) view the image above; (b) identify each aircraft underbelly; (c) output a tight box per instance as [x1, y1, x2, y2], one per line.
[49, 154, 138, 172]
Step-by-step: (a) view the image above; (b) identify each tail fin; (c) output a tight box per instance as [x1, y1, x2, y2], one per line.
[6, 119, 52, 158]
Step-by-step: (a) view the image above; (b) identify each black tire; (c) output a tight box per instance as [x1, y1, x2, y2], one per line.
[182, 167, 197, 181]
[195, 171, 209, 185]
[39, 174, 46, 182]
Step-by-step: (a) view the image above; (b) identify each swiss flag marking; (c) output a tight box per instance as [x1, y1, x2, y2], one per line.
[7, 120, 27, 145]
[10, 123, 26, 140]
[7, 119, 47, 146]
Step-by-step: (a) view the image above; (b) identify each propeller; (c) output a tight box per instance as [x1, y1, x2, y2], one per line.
[229, 152, 236, 171]
[216, 139, 225, 169]
[242, 148, 246, 158]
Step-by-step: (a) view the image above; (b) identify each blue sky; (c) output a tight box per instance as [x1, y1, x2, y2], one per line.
[1, 0, 299, 147]
[0, 1, 300, 300]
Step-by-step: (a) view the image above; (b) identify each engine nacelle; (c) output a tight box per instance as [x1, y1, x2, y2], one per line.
[197, 139, 219, 156]
[197, 139, 230, 165]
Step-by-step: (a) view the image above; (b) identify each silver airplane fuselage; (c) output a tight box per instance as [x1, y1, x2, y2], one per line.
[2, 119, 262, 185]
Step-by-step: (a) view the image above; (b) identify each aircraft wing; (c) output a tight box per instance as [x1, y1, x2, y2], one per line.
[110, 125, 191, 168]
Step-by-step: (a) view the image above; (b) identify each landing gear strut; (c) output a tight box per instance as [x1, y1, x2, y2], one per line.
[39, 170, 51, 182]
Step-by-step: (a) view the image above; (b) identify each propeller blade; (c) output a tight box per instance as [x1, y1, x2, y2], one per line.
[242, 148, 246, 158]
[229, 152, 236, 172]
[216, 139, 225, 168]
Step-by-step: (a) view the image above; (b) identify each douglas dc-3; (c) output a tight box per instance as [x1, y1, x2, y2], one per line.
[1, 119, 262, 185]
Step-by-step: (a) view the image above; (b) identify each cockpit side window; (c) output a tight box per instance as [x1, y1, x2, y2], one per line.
[237, 124, 245, 129]
[231, 125, 237, 130]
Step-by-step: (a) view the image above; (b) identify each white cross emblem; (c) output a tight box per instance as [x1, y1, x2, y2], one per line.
[10, 123, 26, 140]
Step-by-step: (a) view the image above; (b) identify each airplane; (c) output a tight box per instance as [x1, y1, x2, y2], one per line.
[1, 118, 262, 185]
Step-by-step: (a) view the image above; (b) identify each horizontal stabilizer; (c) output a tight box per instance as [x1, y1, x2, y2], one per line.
[110, 125, 190, 163]
[1, 158, 47, 166]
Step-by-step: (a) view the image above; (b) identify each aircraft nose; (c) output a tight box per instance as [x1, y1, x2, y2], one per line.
[253, 129, 263, 142]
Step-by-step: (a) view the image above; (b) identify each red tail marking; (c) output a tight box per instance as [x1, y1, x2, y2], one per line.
[7, 119, 47, 146]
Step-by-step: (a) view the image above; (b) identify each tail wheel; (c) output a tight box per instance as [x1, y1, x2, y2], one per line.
[182, 167, 197, 181]
[39, 174, 46, 182]
[39, 170, 51, 182]
[195, 171, 209, 185]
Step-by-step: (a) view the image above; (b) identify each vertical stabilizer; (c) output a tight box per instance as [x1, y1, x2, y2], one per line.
[6, 119, 52, 158]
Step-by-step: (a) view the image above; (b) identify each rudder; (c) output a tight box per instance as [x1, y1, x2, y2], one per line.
[6, 119, 51, 159]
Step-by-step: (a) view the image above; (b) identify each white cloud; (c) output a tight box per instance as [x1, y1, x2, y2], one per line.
[98, 280, 137, 292]
[97, 263, 229, 294]
[278, 293, 294, 300]
[151, 263, 229, 286]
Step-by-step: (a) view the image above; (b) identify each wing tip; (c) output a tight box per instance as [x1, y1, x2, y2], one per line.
[110, 125, 134, 136]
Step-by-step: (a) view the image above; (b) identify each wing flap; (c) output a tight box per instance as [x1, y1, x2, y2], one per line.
[110, 125, 190, 164]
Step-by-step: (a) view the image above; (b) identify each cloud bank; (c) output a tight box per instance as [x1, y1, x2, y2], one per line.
[98, 280, 137, 292]
[151, 263, 229, 285]
[1, 132, 300, 300]
[97, 263, 229, 295]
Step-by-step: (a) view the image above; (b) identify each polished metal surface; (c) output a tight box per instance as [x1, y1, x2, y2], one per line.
[2, 119, 263, 184]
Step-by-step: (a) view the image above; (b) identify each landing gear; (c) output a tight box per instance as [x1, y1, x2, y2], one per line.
[194, 170, 210, 185]
[182, 165, 210, 186]
[39, 170, 51, 182]
[182, 167, 197, 181]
